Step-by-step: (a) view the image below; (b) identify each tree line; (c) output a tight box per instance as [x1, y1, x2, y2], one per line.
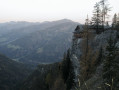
[79, 0, 119, 90]
[87, 0, 119, 34]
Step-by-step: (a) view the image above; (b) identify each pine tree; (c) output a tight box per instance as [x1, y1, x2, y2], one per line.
[114, 14, 119, 32]
[61, 50, 75, 90]
[66, 60, 75, 90]
[61, 50, 70, 83]
[112, 13, 117, 29]
[92, 2, 102, 34]
[103, 36, 118, 90]
[100, 0, 111, 31]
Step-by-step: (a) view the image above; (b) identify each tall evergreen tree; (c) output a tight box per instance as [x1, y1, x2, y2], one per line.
[100, 0, 111, 31]
[61, 50, 75, 90]
[103, 36, 118, 90]
[112, 13, 117, 29]
[66, 59, 75, 90]
[92, 2, 102, 34]
[61, 50, 70, 83]
[112, 13, 119, 32]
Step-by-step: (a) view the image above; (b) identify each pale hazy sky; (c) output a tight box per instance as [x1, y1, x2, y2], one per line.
[0, 0, 119, 23]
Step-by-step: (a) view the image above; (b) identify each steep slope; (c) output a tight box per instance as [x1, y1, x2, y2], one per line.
[20, 63, 60, 90]
[70, 29, 119, 90]
[0, 19, 79, 64]
[0, 54, 32, 90]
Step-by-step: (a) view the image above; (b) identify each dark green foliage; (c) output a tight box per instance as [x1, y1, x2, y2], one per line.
[112, 13, 119, 32]
[91, 2, 102, 34]
[103, 36, 119, 89]
[112, 14, 117, 29]
[66, 61, 75, 90]
[0, 54, 32, 90]
[97, 47, 103, 65]
[61, 50, 71, 83]
[61, 50, 75, 90]
[51, 76, 66, 90]
[20, 63, 60, 90]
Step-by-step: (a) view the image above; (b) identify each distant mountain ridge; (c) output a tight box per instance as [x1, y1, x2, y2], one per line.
[0, 19, 79, 65]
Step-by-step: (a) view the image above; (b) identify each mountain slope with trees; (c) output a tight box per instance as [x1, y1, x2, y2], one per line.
[20, 50, 75, 90]
[0, 53, 32, 90]
[0, 19, 79, 65]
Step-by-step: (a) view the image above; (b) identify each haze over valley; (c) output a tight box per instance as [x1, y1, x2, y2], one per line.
[0, 0, 119, 90]
[0, 19, 79, 65]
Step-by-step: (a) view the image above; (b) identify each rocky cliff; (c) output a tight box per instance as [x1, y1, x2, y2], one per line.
[70, 27, 119, 90]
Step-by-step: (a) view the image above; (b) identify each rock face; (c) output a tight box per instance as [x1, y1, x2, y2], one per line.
[70, 26, 119, 89]
[70, 25, 83, 85]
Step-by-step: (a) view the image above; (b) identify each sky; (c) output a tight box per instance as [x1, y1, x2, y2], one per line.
[0, 0, 119, 24]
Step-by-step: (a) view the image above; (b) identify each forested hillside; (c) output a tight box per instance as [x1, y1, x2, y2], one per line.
[0, 54, 32, 90]
[0, 0, 119, 90]
[0, 19, 79, 65]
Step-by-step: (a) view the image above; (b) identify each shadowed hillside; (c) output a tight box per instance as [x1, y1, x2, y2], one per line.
[0, 54, 32, 90]
[0, 19, 79, 65]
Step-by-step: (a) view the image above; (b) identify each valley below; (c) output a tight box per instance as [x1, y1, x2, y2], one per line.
[0, 19, 79, 65]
